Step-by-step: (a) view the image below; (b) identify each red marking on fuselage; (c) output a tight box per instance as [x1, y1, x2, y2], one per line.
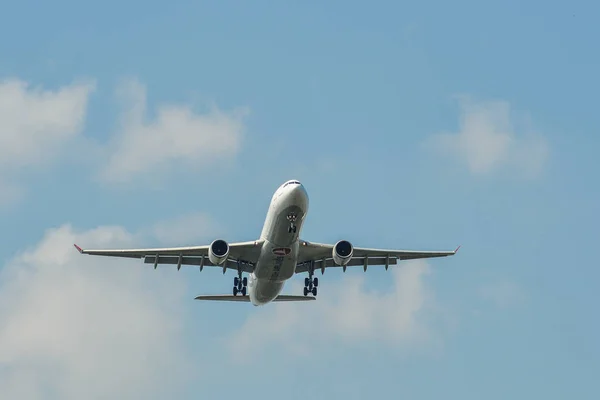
[272, 247, 291, 256]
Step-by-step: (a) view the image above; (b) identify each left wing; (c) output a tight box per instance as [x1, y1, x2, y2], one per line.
[73, 240, 263, 273]
[295, 240, 460, 274]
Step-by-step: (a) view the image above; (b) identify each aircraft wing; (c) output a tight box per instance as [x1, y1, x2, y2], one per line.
[295, 240, 459, 274]
[194, 294, 316, 302]
[73, 240, 264, 273]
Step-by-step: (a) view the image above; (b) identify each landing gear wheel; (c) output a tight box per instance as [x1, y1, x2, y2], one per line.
[233, 272, 248, 296]
[287, 213, 298, 223]
[304, 269, 319, 297]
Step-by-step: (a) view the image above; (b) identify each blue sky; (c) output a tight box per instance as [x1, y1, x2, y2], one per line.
[0, 1, 598, 399]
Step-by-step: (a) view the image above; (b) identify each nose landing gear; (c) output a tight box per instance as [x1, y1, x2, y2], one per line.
[287, 213, 298, 233]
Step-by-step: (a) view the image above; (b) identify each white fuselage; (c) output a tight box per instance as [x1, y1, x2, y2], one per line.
[248, 180, 309, 306]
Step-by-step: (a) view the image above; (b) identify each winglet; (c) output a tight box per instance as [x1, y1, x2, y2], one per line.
[73, 244, 83, 253]
[454, 245, 461, 253]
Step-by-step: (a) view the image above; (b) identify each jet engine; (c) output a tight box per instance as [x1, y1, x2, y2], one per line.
[332, 240, 353, 266]
[209, 239, 229, 265]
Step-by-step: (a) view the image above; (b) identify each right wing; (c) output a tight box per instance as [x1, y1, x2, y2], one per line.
[73, 240, 264, 273]
[295, 240, 460, 274]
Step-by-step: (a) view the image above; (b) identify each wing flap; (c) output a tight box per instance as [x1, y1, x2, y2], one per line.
[142, 255, 254, 273]
[295, 256, 398, 273]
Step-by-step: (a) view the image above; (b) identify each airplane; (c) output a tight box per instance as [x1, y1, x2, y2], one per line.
[74, 180, 460, 306]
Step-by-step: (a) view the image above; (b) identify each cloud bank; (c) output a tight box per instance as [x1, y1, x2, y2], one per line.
[0, 76, 249, 205]
[0, 224, 193, 400]
[0, 78, 95, 203]
[227, 260, 439, 360]
[0, 221, 443, 398]
[98, 78, 248, 184]
[426, 97, 549, 178]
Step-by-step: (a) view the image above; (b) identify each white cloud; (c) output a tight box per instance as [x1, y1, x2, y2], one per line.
[0, 224, 194, 400]
[0, 78, 95, 203]
[425, 97, 549, 178]
[0, 76, 249, 200]
[0, 217, 450, 397]
[98, 78, 248, 184]
[226, 260, 440, 360]
[479, 281, 526, 309]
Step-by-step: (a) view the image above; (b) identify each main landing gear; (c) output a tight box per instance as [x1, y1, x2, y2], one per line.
[233, 270, 248, 296]
[303, 268, 318, 297]
[287, 213, 297, 233]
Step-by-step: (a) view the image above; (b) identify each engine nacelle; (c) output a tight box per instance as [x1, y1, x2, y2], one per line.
[209, 239, 229, 265]
[332, 240, 353, 266]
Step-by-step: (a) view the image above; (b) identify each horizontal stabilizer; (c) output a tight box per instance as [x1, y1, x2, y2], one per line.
[194, 295, 316, 302]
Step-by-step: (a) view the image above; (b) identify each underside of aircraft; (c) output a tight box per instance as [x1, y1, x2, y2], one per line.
[74, 180, 460, 305]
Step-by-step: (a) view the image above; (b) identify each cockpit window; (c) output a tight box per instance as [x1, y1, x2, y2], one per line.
[282, 180, 300, 188]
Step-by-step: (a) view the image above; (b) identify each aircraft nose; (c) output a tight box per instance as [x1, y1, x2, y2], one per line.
[289, 183, 309, 207]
